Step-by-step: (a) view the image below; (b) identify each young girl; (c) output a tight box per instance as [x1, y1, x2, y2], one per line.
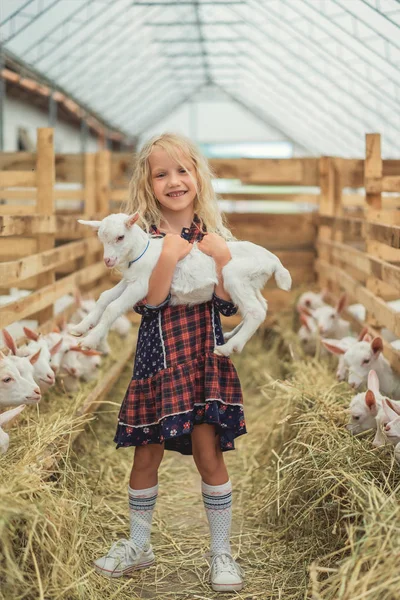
[94, 133, 246, 592]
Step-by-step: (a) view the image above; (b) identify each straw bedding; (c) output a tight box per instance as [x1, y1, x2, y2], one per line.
[1, 317, 400, 599]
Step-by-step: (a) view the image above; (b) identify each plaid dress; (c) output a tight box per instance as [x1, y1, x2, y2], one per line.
[114, 216, 246, 455]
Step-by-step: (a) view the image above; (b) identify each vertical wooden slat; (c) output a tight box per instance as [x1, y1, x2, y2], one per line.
[78, 153, 97, 274]
[318, 157, 342, 292]
[365, 134, 383, 325]
[95, 150, 111, 217]
[35, 128, 55, 323]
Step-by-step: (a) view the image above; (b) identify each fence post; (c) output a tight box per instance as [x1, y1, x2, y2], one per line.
[95, 150, 111, 217]
[35, 128, 55, 324]
[318, 156, 342, 293]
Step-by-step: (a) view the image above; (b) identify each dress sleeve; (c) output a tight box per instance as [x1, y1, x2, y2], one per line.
[134, 293, 171, 316]
[212, 293, 238, 317]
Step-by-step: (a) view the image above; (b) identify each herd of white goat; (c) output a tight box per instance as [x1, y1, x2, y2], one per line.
[297, 290, 400, 464]
[0, 290, 131, 454]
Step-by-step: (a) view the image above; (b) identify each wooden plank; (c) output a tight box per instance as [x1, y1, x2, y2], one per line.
[54, 189, 84, 200]
[0, 189, 36, 200]
[35, 129, 56, 323]
[333, 158, 364, 188]
[226, 213, 316, 249]
[0, 237, 37, 257]
[365, 133, 382, 207]
[0, 262, 107, 327]
[0, 237, 102, 284]
[96, 151, 111, 216]
[0, 171, 36, 187]
[209, 158, 319, 185]
[219, 193, 319, 203]
[110, 153, 133, 186]
[0, 205, 36, 215]
[316, 259, 400, 336]
[84, 154, 96, 217]
[319, 216, 400, 249]
[382, 176, 400, 193]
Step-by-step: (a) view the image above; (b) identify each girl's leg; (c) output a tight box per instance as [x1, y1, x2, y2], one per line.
[128, 443, 164, 549]
[192, 424, 243, 591]
[93, 443, 164, 578]
[191, 424, 232, 555]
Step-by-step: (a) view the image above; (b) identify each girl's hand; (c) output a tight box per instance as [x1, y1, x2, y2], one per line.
[162, 233, 192, 262]
[198, 233, 231, 264]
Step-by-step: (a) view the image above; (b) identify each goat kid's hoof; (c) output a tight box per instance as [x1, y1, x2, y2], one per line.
[79, 333, 102, 350]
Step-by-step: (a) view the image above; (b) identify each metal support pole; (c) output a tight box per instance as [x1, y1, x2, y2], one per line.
[49, 90, 57, 127]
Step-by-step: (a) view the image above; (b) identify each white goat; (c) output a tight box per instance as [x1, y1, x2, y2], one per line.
[346, 370, 387, 435]
[0, 404, 25, 454]
[296, 289, 328, 313]
[323, 336, 400, 398]
[69, 213, 292, 356]
[3, 328, 58, 393]
[372, 397, 400, 448]
[0, 352, 41, 407]
[300, 293, 350, 339]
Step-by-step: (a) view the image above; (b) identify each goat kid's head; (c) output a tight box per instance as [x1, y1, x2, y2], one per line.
[78, 213, 140, 268]
[346, 370, 381, 435]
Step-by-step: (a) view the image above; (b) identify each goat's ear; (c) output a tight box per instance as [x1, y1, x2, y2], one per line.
[74, 287, 83, 307]
[29, 348, 41, 365]
[358, 327, 369, 342]
[321, 339, 346, 355]
[367, 369, 380, 394]
[50, 338, 63, 356]
[300, 313, 311, 332]
[385, 398, 400, 417]
[23, 327, 39, 342]
[2, 329, 17, 355]
[78, 219, 102, 230]
[299, 306, 312, 317]
[365, 390, 376, 410]
[320, 288, 329, 301]
[336, 293, 347, 314]
[125, 213, 140, 229]
[0, 351, 6, 361]
[371, 337, 383, 355]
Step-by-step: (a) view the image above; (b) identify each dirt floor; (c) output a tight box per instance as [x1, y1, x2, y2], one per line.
[72, 332, 296, 600]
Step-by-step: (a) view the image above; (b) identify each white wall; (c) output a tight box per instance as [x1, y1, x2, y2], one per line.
[139, 91, 311, 156]
[4, 94, 99, 152]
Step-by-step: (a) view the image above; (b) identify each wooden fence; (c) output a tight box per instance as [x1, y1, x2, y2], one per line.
[316, 133, 400, 371]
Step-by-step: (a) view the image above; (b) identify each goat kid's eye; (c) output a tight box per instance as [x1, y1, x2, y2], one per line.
[353, 416, 360, 421]
[362, 358, 370, 365]
[117, 235, 125, 242]
[2, 377, 13, 383]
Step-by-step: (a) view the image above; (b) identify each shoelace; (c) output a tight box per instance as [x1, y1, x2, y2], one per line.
[107, 539, 140, 563]
[210, 552, 244, 579]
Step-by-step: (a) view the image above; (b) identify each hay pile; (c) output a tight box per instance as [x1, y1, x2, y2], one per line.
[1, 317, 400, 599]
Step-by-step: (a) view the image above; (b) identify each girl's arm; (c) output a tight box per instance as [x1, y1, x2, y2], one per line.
[145, 234, 192, 306]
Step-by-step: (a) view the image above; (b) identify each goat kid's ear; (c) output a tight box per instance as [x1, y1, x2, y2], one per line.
[384, 398, 400, 417]
[299, 306, 312, 318]
[125, 213, 140, 229]
[336, 293, 347, 314]
[0, 350, 6, 361]
[358, 327, 369, 342]
[78, 219, 102, 230]
[300, 313, 311, 331]
[50, 338, 63, 356]
[74, 287, 83, 308]
[367, 369, 380, 395]
[2, 329, 17, 355]
[23, 327, 39, 342]
[382, 398, 399, 421]
[371, 337, 383, 355]
[29, 348, 42, 365]
[320, 288, 329, 301]
[321, 339, 346, 355]
[365, 390, 376, 410]
[70, 345, 102, 356]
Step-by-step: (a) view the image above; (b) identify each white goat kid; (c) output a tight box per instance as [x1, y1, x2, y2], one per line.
[372, 397, 400, 448]
[296, 290, 328, 313]
[0, 352, 41, 407]
[323, 336, 400, 398]
[69, 213, 292, 356]
[301, 293, 350, 339]
[346, 370, 385, 435]
[322, 328, 370, 381]
[0, 404, 25, 454]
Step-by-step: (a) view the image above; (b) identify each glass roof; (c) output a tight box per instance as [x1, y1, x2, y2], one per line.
[1, 0, 399, 156]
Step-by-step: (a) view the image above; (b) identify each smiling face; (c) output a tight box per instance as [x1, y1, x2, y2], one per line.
[149, 146, 197, 215]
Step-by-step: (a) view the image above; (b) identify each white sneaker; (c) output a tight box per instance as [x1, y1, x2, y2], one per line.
[209, 552, 244, 592]
[93, 538, 155, 578]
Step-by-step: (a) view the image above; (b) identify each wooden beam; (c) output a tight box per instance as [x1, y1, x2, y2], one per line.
[315, 259, 400, 336]
[0, 237, 102, 284]
[0, 171, 36, 187]
[0, 262, 107, 328]
[209, 158, 319, 185]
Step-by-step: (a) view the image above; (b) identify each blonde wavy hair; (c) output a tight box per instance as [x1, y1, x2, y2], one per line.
[123, 132, 234, 240]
